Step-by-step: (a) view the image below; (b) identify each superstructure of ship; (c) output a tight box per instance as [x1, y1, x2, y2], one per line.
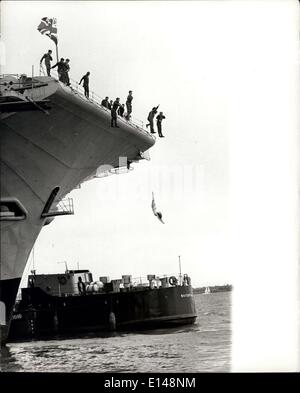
[8, 269, 197, 341]
[0, 71, 156, 346]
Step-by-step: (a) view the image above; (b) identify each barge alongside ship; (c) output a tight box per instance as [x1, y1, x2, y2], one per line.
[8, 270, 197, 341]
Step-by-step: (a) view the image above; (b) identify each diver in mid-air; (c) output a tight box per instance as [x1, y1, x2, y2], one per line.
[151, 192, 165, 224]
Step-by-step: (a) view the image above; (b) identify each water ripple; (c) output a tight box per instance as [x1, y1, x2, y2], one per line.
[1, 292, 231, 372]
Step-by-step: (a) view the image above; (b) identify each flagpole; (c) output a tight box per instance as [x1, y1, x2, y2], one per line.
[37, 17, 58, 64]
[55, 17, 58, 63]
[55, 43, 59, 63]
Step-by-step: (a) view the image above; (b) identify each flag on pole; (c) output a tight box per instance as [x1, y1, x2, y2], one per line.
[37, 17, 58, 45]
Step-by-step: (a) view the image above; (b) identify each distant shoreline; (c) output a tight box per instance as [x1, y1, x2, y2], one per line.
[193, 285, 233, 294]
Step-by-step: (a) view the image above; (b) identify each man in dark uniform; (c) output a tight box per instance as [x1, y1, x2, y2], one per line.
[156, 112, 166, 138]
[118, 104, 125, 117]
[111, 98, 121, 127]
[125, 90, 133, 120]
[64, 59, 71, 86]
[79, 71, 90, 98]
[51, 57, 65, 82]
[101, 96, 109, 108]
[146, 105, 159, 133]
[40, 49, 53, 76]
[56, 59, 69, 85]
[77, 276, 86, 294]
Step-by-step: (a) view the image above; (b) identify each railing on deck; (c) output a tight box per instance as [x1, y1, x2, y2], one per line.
[37, 67, 151, 136]
[41, 197, 74, 217]
[17, 273, 191, 298]
[1, 71, 155, 140]
[131, 274, 189, 287]
[69, 77, 146, 133]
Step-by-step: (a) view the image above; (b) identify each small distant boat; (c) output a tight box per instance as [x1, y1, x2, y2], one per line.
[204, 286, 211, 294]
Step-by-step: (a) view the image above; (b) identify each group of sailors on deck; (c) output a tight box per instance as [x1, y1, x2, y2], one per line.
[40, 50, 71, 86]
[101, 91, 134, 126]
[40, 49, 166, 137]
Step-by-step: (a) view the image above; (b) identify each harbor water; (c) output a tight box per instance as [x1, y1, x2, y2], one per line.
[0, 292, 231, 372]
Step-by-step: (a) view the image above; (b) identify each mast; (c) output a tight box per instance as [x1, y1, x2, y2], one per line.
[178, 255, 182, 285]
[54, 17, 58, 62]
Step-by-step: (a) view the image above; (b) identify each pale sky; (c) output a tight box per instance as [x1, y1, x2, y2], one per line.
[1, 0, 232, 287]
[1, 1, 299, 370]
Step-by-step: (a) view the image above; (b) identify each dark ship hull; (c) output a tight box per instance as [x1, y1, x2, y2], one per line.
[8, 285, 197, 341]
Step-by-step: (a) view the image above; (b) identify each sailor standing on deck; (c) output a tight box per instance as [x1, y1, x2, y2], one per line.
[64, 59, 71, 86]
[118, 104, 125, 117]
[79, 72, 90, 98]
[125, 90, 133, 120]
[101, 96, 109, 108]
[111, 98, 121, 128]
[58, 59, 68, 85]
[156, 112, 166, 138]
[40, 50, 53, 76]
[51, 58, 65, 82]
[146, 105, 159, 134]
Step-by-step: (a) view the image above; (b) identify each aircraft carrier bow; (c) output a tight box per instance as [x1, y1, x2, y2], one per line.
[0, 74, 155, 345]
